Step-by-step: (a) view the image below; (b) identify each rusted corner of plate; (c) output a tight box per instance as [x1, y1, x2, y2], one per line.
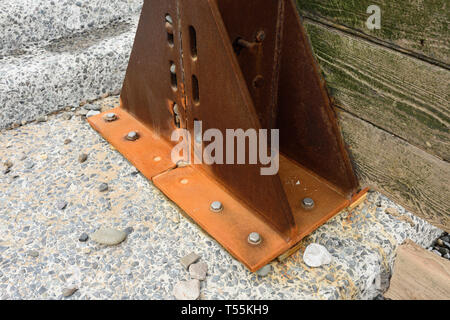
[152, 165, 291, 272]
[87, 107, 176, 179]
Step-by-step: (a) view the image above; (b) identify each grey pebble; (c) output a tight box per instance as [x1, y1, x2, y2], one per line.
[79, 233, 89, 242]
[325, 274, 335, 282]
[189, 262, 208, 281]
[90, 227, 127, 246]
[98, 183, 109, 192]
[256, 264, 272, 277]
[86, 110, 101, 118]
[180, 252, 200, 269]
[84, 104, 102, 111]
[124, 227, 134, 235]
[56, 200, 68, 210]
[28, 250, 39, 258]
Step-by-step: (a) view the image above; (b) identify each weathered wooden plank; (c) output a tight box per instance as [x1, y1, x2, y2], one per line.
[385, 240, 450, 300]
[304, 21, 450, 161]
[338, 110, 449, 232]
[297, 0, 450, 65]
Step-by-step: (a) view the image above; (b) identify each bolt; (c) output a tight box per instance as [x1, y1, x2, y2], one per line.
[236, 38, 258, 50]
[210, 201, 223, 213]
[256, 30, 266, 42]
[126, 131, 139, 141]
[170, 63, 176, 74]
[173, 103, 179, 115]
[104, 113, 117, 122]
[248, 232, 262, 245]
[165, 21, 174, 34]
[302, 197, 315, 209]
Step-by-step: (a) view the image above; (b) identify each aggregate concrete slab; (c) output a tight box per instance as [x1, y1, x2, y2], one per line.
[0, 97, 443, 300]
[0, 0, 143, 57]
[0, 17, 138, 130]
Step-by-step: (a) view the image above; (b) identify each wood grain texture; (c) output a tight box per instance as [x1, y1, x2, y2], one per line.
[338, 111, 450, 232]
[385, 240, 450, 300]
[297, 0, 450, 65]
[304, 21, 450, 161]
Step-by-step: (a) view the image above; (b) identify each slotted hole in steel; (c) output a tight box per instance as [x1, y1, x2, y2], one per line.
[189, 26, 198, 59]
[170, 61, 177, 90]
[192, 75, 200, 105]
[165, 14, 174, 47]
[172, 101, 180, 128]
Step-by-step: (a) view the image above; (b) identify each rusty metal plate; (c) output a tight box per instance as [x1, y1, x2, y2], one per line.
[154, 154, 357, 272]
[88, 107, 175, 178]
[153, 165, 290, 272]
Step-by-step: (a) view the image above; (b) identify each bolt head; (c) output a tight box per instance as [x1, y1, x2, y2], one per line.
[248, 232, 262, 245]
[256, 30, 266, 42]
[210, 201, 223, 213]
[126, 131, 139, 141]
[104, 113, 117, 121]
[302, 197, 315, 209]
[170, 63, 176, 74]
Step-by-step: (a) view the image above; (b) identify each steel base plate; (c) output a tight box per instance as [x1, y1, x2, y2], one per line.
[88, 108, 367, 272]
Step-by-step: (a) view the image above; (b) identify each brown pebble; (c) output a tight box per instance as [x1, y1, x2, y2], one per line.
[62, 287, 78, 297]
[78, 153, 88, 163]
[64, 139, 72, 145]
[385, 208, 398, 215]
[4, 160, 13, 169]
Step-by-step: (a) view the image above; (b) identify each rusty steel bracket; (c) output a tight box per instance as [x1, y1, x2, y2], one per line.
[88, 0, 368, 272]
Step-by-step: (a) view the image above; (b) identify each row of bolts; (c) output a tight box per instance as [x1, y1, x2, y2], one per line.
[103, 112, 316, 246]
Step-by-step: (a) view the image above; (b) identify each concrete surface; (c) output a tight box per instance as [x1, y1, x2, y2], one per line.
[0, 0, 143, 130]
[0, 97, 443, 300]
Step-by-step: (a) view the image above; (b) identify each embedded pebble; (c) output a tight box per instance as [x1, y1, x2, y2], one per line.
[78, 109, 89, 116]
[64, 139, 72, 145]
[98, 183, 109, 192]
[256, 264, 272, 277]
[84, 104, 102, 111]
[303, 243, 333, 267]
[90, 227, 127, 246]
[124, 227, 134, 235]
[189, 262, 208, 281]
[28, 250, 39, 258]
[78, 153, 88, 163]
[79, 233, 89, 242]
[62, 287, 78, 297]
[180, 252, 200, 269]
[173, 280, 200, 300]
[56, 200, 68, 210]
[4, 160, 13, 169]
[86, 110, 101, 118]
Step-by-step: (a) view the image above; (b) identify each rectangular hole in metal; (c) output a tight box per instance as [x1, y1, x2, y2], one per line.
[192, 75, 199, 105]
[189, 26, 197, 59]
[170, 61, 177, 90]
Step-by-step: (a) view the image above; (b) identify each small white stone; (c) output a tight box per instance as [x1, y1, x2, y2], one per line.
[173, 280, 200, 300]
[189, 262, 208, 280]
[303, 243, 332, 267]
[86, 110, 100, 118]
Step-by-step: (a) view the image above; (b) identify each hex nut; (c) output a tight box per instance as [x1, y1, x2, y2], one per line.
[302, 197, 315, 209]
[248, 232, 262, 245]
[210, 201, 223, 213]
[126, 131, 139, 141]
